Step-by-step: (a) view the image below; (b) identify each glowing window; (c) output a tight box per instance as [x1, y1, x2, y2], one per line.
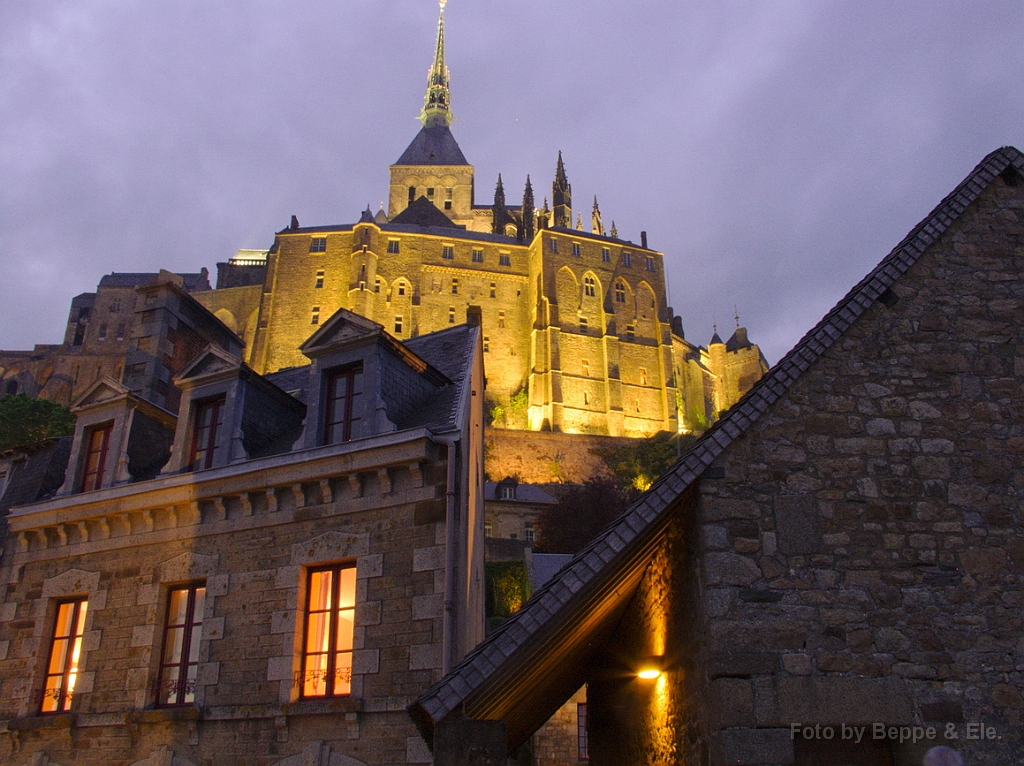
[189, 396, 225, 471]
[40, 599, 88, 713]
[80, 422, 113, 492]
[324, 364, 363, 444]
[301, 565, 356, 698]
[156, 585, 205, 706]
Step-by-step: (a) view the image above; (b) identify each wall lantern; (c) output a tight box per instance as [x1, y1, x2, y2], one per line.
[636, 657, 664, 680]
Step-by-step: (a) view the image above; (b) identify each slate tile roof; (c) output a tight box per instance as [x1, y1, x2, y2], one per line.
[395, 125, 470, 166]
[400, 324, 478, 433]
[409, 146, 1024, 738]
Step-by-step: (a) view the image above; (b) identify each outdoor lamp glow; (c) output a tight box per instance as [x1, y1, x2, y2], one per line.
[637, 657, 663, 679]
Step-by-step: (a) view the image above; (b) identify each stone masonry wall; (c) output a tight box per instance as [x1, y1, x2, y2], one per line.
[691, 174, 1024, 766]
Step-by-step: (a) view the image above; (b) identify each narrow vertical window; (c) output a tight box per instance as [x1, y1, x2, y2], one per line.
[189, 396, 225, 471]
[572, 242, 582, 257]
[315, 270, 325, 288]
[584, 276, 596, 297]
[489, 282, 496, 298]
[156, 585, 205, 706]
[301, 564, 356, 698]
[442, 245, 454, 260]
[549, 239, 559, 253]
[626, 324, 635, 343]
[41, 599, 88, 713]
[498, 311, 506, 329]
[80, 422, 113, 492]
[578, 703, 589, 761]
[408, 186, 416, 204]
[525, 522, 535, 543]
[97, 323, 107, 341]
[451, 278, 459, 295]
[484, 520, 493, 538]
[483, 336, 490, 353]
[449, 307, 456, 324]
[499, 253, 511, 267]
[622, 251, 632, 267]
[323, 364, 363, 444]
[397, 281, 407, 296]
[579, 316, 588, 334]
[472, 249, 483, 263]
[311, 306, 320, 325]
[601, 248, 610, 263]
[116, 323, 126, 341]
[646, 256, 655, 271]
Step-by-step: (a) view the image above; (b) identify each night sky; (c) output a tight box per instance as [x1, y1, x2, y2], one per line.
[2, 0, 1022, 364]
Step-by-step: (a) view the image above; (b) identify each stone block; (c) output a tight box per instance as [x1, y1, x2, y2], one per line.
[710, 678, 754, 728]
[353, 648, 379, 675]
[709, 651, 780, 678]
[197, 661, 219, 685]
[705, 553, 761, 586]
[775, 495, 821, 555]
[407, 735, 434, 764]
[412, 593, 443, 620]
[702, 524, 729, 551]
[755, 677, 913, 727]
[206, 573, 230, 596]
[704, 498, 761, 521]
[713, 728, 794, 766]
[131, 624, 155, 648]
[413, 545, 445, 572]
[203, 616, 225, 641]
[960, 547, 1006, 575]
[358, 553, 384, 578]
[408, 642, 442, 670]
[271, 610, 294, 634]
[266, 655, 294, 682]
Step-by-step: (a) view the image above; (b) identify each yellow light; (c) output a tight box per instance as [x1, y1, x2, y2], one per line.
[637, 667, 661, 680]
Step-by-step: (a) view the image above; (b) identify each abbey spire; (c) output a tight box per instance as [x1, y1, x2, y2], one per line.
[420, 0, 453, 128]
[553, 151, 572, 228]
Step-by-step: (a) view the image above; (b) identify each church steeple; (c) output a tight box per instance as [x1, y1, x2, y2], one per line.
[553, 151, 572, 228]
[420, 0, 453, 128]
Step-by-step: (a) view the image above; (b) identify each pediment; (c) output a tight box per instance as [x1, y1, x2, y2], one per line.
[156, 552, 219, 582]
[175, 346, 243, 384]
[300, 308, 382, 358]
[71, 376, 131, 411]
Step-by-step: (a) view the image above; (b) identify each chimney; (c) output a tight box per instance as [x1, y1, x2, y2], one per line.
[641, 230, 648, 249]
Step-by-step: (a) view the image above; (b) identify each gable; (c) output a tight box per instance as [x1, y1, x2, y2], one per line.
[300, 308, 382, 358]
[71, 376, 130, 411]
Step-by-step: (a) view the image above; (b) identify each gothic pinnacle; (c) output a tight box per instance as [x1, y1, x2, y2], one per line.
[420, 0, 453, 128]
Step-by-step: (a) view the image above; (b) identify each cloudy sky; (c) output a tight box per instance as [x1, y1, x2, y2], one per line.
[2, 0, 1022, 364]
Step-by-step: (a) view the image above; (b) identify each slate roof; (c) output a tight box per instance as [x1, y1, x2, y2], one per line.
[390, 197, 461, 229]
[400, 324, 478, 433]
[395, 125, 469, 166]
[484, 481, 557, 505]
[409, 146, 1024, 747]
[1, 437, 73, 538]
[98, 271, 211, 293]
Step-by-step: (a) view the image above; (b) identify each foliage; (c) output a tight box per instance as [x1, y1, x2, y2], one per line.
[506, 388, 529, 429]
[534, 478, 633, 554]
[596, 431, 694, 493]
[0, 394, 76, 451]
[485, 560, 531, 631]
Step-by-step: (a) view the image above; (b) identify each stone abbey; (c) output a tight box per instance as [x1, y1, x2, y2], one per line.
[0, 1, 766, 440]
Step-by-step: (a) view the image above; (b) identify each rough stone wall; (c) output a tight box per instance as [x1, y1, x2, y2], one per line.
[687, 176, 1024, 765]
[533, 686, 588, 766]
[0, 459, 452, 766]
[484, 428, 630, 484]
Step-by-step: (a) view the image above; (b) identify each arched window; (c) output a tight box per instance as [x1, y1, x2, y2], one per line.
[584, 276, 596, 297]
[614, 281, 626, 303]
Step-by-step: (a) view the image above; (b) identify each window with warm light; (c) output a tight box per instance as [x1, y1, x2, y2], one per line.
[189, 396, 225, 471]
[301, 564, 356, 698]
[41, 599, 88, 713]
[156, 584, 205, 706]
[80, 422, 113, 492]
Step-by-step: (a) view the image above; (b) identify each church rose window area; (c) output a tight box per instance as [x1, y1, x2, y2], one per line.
[156, 585, 205, 707]
[41, 599, 88, 713]
[300, 564, 356, 698]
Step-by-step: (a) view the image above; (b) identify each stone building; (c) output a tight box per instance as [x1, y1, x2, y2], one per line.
[0, 302, 486, 765]
[0, 2, 766, 441]
[410, 146, 1024, 766]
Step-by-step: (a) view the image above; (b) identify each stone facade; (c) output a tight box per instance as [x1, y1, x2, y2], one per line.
[0, 306, 486, 765]
[409, 147, 1024, 766]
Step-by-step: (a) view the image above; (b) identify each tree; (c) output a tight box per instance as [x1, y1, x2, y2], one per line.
[596, 431, 695, 492]
[0, 394, 76, 451]
[534, 478, 632, 554]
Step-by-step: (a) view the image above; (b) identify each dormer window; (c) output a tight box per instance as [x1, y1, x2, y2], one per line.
[189, 396, 225, 471]
[323, 363, 363, 445]
[79, 422, 113, 492]
[499, 484, 515, 500]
